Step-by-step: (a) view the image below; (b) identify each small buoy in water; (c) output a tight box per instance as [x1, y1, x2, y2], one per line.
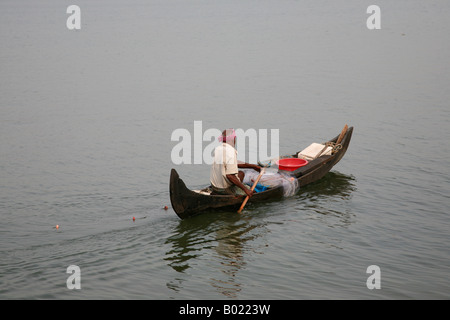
[56, 225, 59, 230]
[164, 206, 168, 210]
[132, 217, 135, 221]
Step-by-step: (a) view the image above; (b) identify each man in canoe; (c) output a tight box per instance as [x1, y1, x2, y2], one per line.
[210, 129, 261, 197]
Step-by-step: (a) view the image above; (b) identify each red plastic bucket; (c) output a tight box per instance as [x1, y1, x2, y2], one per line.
[276, 158, 308, 171]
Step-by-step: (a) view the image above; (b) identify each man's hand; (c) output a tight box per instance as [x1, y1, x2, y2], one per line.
[252, 164, 262, 172]
[227, 173, 255, 198]
[244, 188, 255, 198]
[238, 163, 262, 172]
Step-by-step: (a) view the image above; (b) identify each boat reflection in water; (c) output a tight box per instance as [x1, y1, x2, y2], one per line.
[299, 171, 357, 226]
[164, 171, 356, 298]
[164, 212, 261, 298]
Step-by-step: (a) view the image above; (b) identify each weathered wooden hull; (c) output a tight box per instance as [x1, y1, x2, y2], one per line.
[170, 126, 353, 219]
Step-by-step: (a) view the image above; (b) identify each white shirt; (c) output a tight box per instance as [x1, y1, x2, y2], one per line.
[210, 143, 239, 189]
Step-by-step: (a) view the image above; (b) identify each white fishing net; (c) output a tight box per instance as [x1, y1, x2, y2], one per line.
[241, 168, 300, 197]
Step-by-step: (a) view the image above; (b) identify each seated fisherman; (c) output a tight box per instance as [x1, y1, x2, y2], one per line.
[210, 128, 261, 197]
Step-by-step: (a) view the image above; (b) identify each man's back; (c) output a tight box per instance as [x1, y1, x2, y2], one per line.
[210, 143, 238, 189]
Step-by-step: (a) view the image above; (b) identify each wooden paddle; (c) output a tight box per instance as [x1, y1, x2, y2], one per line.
[237, 168, 265, 214]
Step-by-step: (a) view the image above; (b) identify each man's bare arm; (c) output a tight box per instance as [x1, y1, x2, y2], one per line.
[237, 163, 261, 172]
[226, 174, 254, 198]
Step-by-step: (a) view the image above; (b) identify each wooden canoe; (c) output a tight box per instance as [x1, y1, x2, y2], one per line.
[169, 126, 353, 219]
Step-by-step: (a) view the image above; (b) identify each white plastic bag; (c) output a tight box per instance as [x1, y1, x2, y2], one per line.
[241, 169, 299, 197]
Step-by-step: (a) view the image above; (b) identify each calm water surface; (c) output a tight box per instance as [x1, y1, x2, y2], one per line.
[1, 0, 449, 299]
